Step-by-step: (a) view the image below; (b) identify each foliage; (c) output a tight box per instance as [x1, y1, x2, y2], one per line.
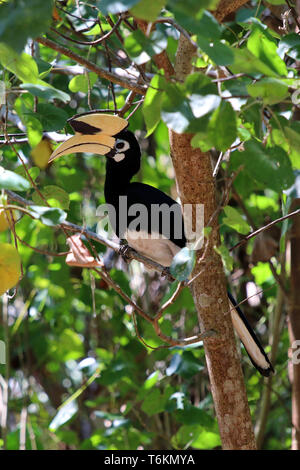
[0, 0, 297, 451]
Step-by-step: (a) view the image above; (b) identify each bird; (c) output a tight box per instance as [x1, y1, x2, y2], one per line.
[49, 112, 274, 377]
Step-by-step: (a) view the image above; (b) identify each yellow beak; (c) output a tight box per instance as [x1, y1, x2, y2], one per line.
[49, 113, 128, 163]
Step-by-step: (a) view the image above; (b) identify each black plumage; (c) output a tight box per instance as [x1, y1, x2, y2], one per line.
[50, 113, 274, 377]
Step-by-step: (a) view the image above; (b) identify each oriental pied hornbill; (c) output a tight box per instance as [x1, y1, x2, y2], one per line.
[49, 112, 274, 377]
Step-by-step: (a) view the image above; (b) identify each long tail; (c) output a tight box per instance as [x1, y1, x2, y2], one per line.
[228, 292, 274, 377]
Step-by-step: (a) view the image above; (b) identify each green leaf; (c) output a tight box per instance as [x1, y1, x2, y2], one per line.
[14, 94, 43, 147]
[130, 0, 166, 21]
[214, 244, 234, 271]
[32, 185, 70, 210]
[137, 371, 160, 401]
[175, 407, 215, 427]
[171, 7, 206, 35]
[171, 424, 203, 449]
[49, 400, 78, 432]
[185, 73, 215, 94]
[0, 45, 40, 84]
[172, 417, 221, 449]
[26, 116, 43, 148]
[170, 247, 195, 281]
[97, 0, 141, 15]
[26, 104, 69, 132]
[232, 140, 295, 192]
[230, 48, 283, 77]
[68, 73, 98, 93]
[0, 0, 54, 53]
[247, 78, 289, 104]
[191, 101, 237, 152]
[98, 358, 132, 386]
[247, 27, 287, 76]
[14, 166, 40, 182]
[169, 0, 218, 14]
[197, 37, 234, 66]
[35, 58, 53, 79]
[144, 371, 159, 390]
[278, 33, 300, 59]
[20, 83, 70, 104]
[166, 352, 203, 379]
[284, 126, 300, 165]
[222, 206, 251, 235]
[30, 205, 67, 226]
[124, 29, 167, 65]
[161, 83, 194, 133]
[251, 262, 273, 285]
[0, 167, 30, 191]
[141, 388, 166, 416]
[191, 429, 221, 450]
[209, 101, 237, 151]
[196, 10, 221, 38]
[143, 74, 166, 136]
[55, 329, 84, 361]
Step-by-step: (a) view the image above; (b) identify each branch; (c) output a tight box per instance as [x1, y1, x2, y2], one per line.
[5, 189, 216, 348]
[93, 266, 216, 347]
[5, 190, 173, 278]
[213, 0, 250, 21]
[167, 31, 257, 449]
[135, 19, 175, 79]
[155, 17, 197, 48]
[229, 208, 300, 252]
[50, 13, 125, 46]
[35, 36, 147, 95]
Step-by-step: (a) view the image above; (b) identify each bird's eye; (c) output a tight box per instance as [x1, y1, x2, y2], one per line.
[115, 139, 130, 152]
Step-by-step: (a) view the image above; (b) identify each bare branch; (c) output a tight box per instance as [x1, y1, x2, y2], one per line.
[35, 36, 147, 95]
[5, 190, 173, 278]
[50, 13, 125, 46]
[230, 208, 300, 252]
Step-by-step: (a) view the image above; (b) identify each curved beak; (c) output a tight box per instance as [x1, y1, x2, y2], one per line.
[49, 112, 128, 163]
[49, 133, 115, 162]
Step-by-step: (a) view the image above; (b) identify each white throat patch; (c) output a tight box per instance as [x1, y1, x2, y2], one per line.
[113, 153, 125, 162]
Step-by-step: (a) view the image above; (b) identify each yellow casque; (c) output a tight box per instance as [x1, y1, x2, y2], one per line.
[49, 113, 128, 162]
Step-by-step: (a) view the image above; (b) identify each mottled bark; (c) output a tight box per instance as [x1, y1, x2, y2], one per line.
[166, 32, 257, 449]
[135, 1, 258, 449]
[214, 0, 249, 21]
[288, 199, 300, 450]
[169, 130, 256, 449]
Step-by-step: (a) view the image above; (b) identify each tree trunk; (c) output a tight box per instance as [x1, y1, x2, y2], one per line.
[168, 34, 257, 450]
[288, 199, 300, 450]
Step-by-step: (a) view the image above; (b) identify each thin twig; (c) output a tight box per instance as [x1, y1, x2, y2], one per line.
[35, 36, 147, 95]
[230, 208, 300, 252]
[5, 189, 176, 277]
[119, 90, 137, 117]
[155, 17, 197, 48]
[285, 0, 300, 31]
[50, 14, 124, 46]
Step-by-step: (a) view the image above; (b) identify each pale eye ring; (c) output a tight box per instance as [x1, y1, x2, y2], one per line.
[115, 139, 130, 152]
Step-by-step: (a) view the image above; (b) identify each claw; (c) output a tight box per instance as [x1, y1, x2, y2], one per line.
[118, 240, 131, 262]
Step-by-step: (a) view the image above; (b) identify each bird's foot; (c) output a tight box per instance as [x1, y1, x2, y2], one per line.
[118, 240, 131, 262]
[161, 266, 172, 280]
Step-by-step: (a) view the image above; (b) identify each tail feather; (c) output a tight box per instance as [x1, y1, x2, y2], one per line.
[228, 292, 274, 377]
